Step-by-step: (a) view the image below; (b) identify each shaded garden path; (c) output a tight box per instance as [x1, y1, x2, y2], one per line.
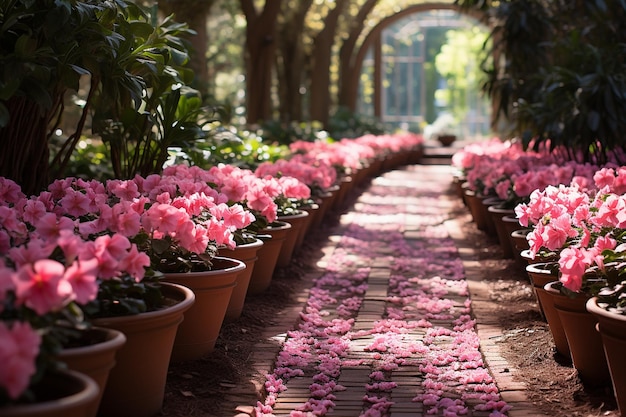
[200, 161, 549, 417]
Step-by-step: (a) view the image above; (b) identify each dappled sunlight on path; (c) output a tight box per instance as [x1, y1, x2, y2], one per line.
[254, 165, 513, 417]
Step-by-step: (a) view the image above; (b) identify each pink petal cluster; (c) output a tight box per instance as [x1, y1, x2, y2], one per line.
[0, 321, 41, 400]
[453, 139, 602, 205]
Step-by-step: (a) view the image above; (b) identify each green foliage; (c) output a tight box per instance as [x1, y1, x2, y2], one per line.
[0, 0, 132, 193]
[83, 270, 165, 318]
[89, 6, 210, 178]
[519, 38, 626, 163]
[326, 107, 387, 140]
[0, 0, 213, 192]
[50, 137, 115, 180]
[434, 26, 490, 126]
[460, 0, 626, 163]
[171, 123, 290, 170]
[258, 120, 330, 145]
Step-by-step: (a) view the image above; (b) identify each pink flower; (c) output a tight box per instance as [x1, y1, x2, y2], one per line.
[106, 179, 140, 200]
[539, 213, 578, 251]
[0, 321, 41, 399]
[220, 176, 248, 203]
[33, 212, 75, 241]
[246, 184, 278, 223]
[558, 247, 591, 292]
[0, 206, 27, 243]
[278, 177, 311, 200]
[57, 229, 84, 264]
[13, 259, 72, 315]
[8, 237, 56, 268]
[205, 218, 236, 249]
[63, 258, 99, 304]
[111, 201, 142, 237]
[117, 244, 150, 282]
[177, 221, 210, 254]
[142, 203, 186, 235]
[80, 236, 121, 279]
[58, 187, 92, 217]
[0, 177, 25, 206]
[22, 199, 48, 226]
[593, 193, 626, 228]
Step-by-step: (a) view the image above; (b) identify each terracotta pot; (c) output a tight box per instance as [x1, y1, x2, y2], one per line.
[298, 203, 319, 247]
[510, 228, 531, 266]
[333, 175, 354, 211]
[407, 145, 423, 165]
[502, 215, 523, 254]
[520, 249, 558, 265]
[276, 211, 310, 268]
[316, 187, 339, 227]
[481, 197, 503, 238]
[526, 264, 570, 358]
[352, 165, 369, 187]
[586, 297, 626, 414]
[218, 239, 264, 320]
[57, 327, 126, 415]
[368, 157, 384, 177]
[0, 369, 99, 417]
[308, 192, 331, 231]
[247, 221, 291, 295]
[92, 282, 195, 417]
[452, 175, 466, 201]
[545, 282, 610, 386]
[164, 257, 245, 361]
[437, 133, 457, 146]
[487, 204, 516, 258]
[463, 189, 490, 231]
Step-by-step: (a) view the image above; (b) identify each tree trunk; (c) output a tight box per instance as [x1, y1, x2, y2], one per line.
[276, 0, 313, 123]
[337, 0, 379, 112]
[0, 97, 50, 195]
[308, 0, 348, 126]
[158, 1, 213, 91]
[241, 0, 283, 124]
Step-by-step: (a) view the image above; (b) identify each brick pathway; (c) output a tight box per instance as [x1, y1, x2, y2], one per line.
[227, 162, 548, 417]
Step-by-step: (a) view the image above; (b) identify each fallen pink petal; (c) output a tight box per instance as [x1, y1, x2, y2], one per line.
[253, 166, 513, 416]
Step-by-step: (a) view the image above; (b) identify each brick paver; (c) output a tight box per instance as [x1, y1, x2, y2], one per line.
[226, 161, 548, 417]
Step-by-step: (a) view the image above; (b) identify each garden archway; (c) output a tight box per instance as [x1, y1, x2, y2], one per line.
[342, 2, 488, 128]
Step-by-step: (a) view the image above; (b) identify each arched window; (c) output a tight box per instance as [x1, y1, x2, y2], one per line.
[358, 9, 491, 140]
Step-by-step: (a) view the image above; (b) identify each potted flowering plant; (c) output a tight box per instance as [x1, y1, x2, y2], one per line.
[0, 176, 155, 413]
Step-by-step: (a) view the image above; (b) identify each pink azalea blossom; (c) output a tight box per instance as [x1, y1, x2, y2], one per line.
[13, 259, 73, 315]
[63, 258, 99, 304]
[33, 212, 75, 241]
[0, 321, 41, 399]
[558, 247, 592, 292]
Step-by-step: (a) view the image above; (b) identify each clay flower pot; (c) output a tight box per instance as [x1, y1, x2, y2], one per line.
[164, 256, 246, 361]
[586, 297, 626, 414]
[526, 264, 570, 358]
[247, 221, 291, 295]
[57, 327, 126, 416]
[0, 369, 99, 417]
[218, 239, 264, 321]
[276, 210, 310, 268]
[544, 282, 610, 387]
[92, 282, 195, 417]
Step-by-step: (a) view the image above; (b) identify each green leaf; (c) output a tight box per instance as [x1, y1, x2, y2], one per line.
[151, 238, 171, 255]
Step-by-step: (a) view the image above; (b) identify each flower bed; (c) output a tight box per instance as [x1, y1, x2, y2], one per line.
[0, 132, 423, 409]
[454, 138, 626, 414]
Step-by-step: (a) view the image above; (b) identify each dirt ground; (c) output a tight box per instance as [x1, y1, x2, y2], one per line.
[160, 174, 620, 417]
